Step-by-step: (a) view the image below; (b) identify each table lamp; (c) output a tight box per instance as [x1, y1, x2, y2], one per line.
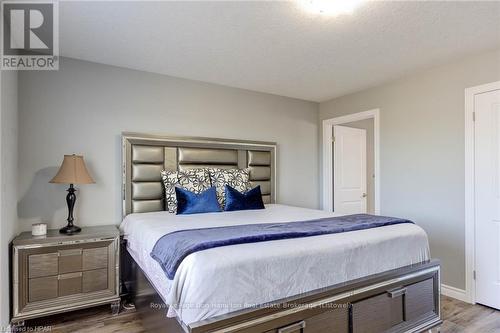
[49, 154, 95, 234]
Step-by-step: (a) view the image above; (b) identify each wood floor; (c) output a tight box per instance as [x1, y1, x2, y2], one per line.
[441, 296, 500, 333]
[23, 296, 500, 333]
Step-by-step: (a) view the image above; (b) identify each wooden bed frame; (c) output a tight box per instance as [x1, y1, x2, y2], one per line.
[121, 133, 442, 333]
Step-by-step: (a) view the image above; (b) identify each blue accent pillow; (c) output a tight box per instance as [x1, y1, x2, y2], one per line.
[175, 186, 221, 215]
[224, 185, 265, 211]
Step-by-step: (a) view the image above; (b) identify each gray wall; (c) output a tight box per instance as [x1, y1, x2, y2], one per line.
[1, 70, 18, 328]
[15, 49, 500, 294]
[320, 48, 500, 290]
[18, 57, 319, 231]
[338, 119, 375, 214]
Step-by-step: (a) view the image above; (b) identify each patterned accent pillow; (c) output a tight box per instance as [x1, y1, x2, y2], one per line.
[208, 168, 251, 208]
[161, 169, 211, 213]
[161, 170, 179, 213]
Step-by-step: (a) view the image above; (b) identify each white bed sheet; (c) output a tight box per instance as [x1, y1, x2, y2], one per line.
[120, 204, 430, 325]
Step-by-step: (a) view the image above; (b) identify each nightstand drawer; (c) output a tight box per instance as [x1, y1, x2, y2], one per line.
[29, 253, 58, 278]
[82, 268, 108, 292]
[58, 248, 82, 273]
[29, 276, 58, 302]
[58, 272, 83, 297]
[83, 247, 108, 270]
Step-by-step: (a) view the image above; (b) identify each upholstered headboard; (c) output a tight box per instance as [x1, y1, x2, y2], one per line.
[122, 133, 277, 216]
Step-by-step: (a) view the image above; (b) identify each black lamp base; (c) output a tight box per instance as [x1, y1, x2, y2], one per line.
[59, 184, 81, 235]
[59, 224, 82, 235]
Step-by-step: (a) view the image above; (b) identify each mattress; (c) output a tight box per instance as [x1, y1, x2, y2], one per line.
[120, 204, 430, 325]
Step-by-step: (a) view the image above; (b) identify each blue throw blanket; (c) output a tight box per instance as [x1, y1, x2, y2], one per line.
[151, 214, 413, 279]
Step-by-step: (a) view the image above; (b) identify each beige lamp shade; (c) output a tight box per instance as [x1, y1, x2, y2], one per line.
[50, 154, 95, 184]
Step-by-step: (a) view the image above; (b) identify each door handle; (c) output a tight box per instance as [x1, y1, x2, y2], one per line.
[362, 193, 367, 198]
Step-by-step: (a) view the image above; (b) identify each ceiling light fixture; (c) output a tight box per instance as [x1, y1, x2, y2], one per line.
[300, 0, 366, 16]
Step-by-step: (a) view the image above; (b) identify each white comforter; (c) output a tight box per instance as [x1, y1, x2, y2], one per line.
[120, 204, 430, 325]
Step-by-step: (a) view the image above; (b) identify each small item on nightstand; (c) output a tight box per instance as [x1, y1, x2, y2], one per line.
[49, 154, 95, 235]
[31, 223, 47, 236]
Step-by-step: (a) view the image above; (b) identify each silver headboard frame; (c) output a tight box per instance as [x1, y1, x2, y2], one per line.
[122, 133, 277, 217]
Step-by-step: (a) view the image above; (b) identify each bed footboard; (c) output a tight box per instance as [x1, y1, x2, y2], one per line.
[122, 242, 440, 333]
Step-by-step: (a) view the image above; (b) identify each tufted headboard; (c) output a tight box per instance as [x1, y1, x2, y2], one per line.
[122, 133, 277, 216]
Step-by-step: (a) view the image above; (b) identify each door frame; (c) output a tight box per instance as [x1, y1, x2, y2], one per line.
[464, 80, 500, 304]
[322, 109, 380, 214]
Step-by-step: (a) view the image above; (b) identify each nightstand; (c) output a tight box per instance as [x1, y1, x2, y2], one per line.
[11, 225, 120, 326]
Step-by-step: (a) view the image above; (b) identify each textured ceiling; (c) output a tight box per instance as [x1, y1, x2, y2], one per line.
[60, 1, 500, 102]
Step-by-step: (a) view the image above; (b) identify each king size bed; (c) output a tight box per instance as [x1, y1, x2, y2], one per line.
[120, 133, 441, 333]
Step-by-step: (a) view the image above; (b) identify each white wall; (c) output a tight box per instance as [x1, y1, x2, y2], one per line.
[0, 70, 18, 328]
[18, 57, 319, 230]
[320, 48, 500, 290]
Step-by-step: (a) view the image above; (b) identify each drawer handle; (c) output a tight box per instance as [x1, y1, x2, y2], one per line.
[387, 287, 407, 298]
[58, 272, 82, 280]
[277, 320, 306, 333]
[59, 249, 82, 256]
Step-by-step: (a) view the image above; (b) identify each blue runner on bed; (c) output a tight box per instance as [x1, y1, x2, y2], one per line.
[150, 214, 413, 279]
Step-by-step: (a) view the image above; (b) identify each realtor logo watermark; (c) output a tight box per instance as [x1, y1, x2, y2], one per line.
[1, 1, 59, 70]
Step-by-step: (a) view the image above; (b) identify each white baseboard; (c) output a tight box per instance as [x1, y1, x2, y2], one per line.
[441, 284, 469, 303]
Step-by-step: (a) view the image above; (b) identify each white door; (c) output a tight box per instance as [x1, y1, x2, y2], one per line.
[475, 88, 500, 310]
[333, 125, 367, 214]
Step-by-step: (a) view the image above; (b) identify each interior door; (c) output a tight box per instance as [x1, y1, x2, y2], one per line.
[333, 125, 367, 214]
[475, 88, 500, 310]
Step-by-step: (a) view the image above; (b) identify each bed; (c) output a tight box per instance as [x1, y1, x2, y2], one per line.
[120, 133, 441, 333]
